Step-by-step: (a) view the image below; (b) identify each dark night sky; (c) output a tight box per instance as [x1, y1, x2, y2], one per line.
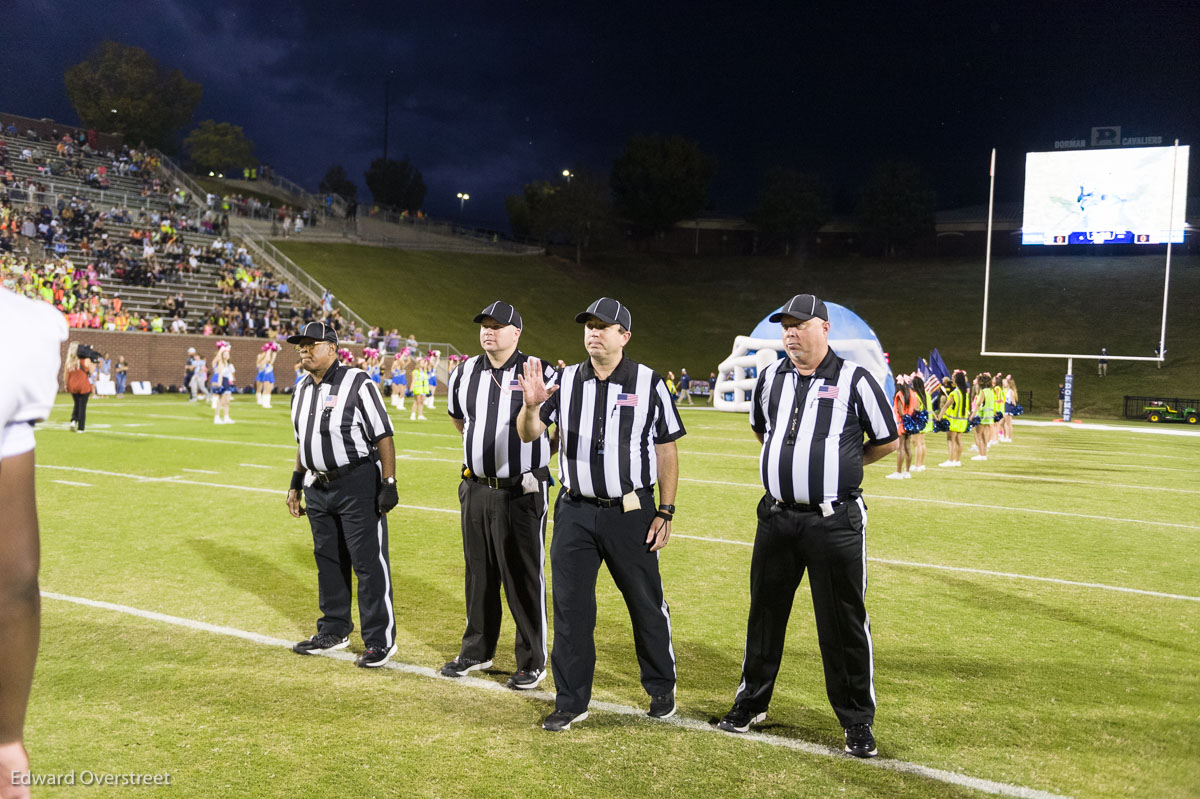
[3, 0, 1198, 227]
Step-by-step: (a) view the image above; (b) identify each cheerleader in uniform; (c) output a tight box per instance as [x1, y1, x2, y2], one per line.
[254, 348, 268, 407]
[910, 373, 933, 472]
[260, 343, 278, 408]
[886, 376, 919, 479]
[989, 376, 1005, 447]
[210, 343, 224, 410]
[213, 343, 236, 424]
[969, 373, 993, 461]
[424, 350, 440, 410]
[1001, 375, 1021, 443]
[396, 350, 415, 407]
[938, 371, 970, 467]
[294, 361, 306, 387]
[410, 358, 430, 421]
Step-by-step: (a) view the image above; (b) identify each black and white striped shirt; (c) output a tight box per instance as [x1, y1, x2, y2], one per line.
[540, 356, 685, 499]
[751, 348, 896, 505]
[291, 360, 394, 471]
[447, 351, 556, 478]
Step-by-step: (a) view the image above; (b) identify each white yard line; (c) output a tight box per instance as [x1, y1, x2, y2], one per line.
[181, 468, 219, 474]
[50, 480, 92, 487]
[40, 590, 1071, 799]
[675, 477, 1200, 530]
[671, 535, 1200, 602]
[36, 465, 1196, 602]
[239, 463, 274, 469]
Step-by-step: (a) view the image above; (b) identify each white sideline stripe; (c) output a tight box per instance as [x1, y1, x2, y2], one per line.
[38, 464, 1195, 599]
[239, 463, 274, 469]
[676, 478, 1200, 530]
[671, 536, 1200, 602]
[40, 590, 1069, 799]
[1019, 419, 1200, 438]
[51, 480, 92, 487]
[181, 468, 219, 474]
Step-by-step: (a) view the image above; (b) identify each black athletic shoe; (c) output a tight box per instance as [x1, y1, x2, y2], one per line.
[648, 691, 677, 719]
[440, 656, 493, 678]
[717, 702, 766, 733]
[292, 633, 350, 655]
[505, 668, 546, 690]
[844, 723, 878, 758]
[542, 709, 588, 732]
[356, 643, 398, 668]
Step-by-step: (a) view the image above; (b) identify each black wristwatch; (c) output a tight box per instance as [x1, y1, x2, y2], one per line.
[384, 477, 396, 486]
[658, 504, 675, 514]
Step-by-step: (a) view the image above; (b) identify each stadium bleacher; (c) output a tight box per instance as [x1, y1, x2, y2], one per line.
[0, 129, 335, 338]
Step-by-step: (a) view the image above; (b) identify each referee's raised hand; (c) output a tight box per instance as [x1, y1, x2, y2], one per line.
[519, 357, 558, 405]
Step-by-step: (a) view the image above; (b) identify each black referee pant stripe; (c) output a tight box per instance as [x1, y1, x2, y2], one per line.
[304, 464, 396, 649]
[455, 478, 549, 671]
[549, 490, 676, 714]
[734, 494, 875, 728]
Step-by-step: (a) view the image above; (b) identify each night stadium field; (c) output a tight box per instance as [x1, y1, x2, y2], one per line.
[27, 395, 1199, 798]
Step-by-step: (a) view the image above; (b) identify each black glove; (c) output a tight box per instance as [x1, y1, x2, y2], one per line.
[377, 480, 399, 514]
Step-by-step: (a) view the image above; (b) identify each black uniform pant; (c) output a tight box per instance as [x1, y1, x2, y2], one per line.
[550, 489, 675, 714]
[734, 493, 875, 728]
[456, 477, 549, 671]
[303, 462, 395, 650]
[70, 392, 89, 431]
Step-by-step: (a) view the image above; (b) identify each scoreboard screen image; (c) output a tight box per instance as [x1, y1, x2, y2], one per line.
[1021, 145, 1189, 245]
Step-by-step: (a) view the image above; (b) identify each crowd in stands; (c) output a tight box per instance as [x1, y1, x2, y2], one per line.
[0, 131, 171, 201]
[0, 128, 371, 343]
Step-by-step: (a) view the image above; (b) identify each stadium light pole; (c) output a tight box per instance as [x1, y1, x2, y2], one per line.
[562, 170, 573, 183]
[457, 192, 470, 213]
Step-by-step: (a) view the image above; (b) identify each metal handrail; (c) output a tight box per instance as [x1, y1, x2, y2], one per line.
[233, 222, 369, 330]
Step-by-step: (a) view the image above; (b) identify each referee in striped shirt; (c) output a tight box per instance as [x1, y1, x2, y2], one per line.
[285, 321, 400, 669]
[716, 294, 897, 758]
[518, 297, 685, 732]
[440, 301, 555, 690]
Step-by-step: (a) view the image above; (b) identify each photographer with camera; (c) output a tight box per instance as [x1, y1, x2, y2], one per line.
[64, 342, 98, 433]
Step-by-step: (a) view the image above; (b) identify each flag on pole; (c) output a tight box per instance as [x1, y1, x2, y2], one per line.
[930, 348, 951, 380]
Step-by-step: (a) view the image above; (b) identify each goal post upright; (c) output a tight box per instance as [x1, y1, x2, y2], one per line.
[980, 148, 996, 356]
[1157, 139, 1180, 367]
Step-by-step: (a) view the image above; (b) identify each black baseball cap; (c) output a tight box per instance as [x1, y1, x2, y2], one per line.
[575, 297, 632, 331]
[474, 300, 523, 330]
[286, 321, 339, 345]
[769, 294, 828, 323]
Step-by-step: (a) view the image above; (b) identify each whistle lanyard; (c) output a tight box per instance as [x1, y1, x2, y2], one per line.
[784, 373, 810, 446]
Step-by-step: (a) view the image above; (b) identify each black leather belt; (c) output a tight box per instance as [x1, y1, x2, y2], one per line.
[311, 459, 372, 486]
[773, 495, 857, 513]
[568, 486, 655, 508]
[465, 473, 524, 490]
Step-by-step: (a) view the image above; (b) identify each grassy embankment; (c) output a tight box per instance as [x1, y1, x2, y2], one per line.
[276, 242, 1199, 419]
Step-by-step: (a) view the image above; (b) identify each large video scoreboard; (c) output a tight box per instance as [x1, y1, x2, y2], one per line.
[1021, 145, 1189, 245]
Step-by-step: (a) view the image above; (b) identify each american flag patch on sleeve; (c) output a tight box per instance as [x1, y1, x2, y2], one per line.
[507, 380, 523, 391]
[817, 384, 840, 399]
[615, 393, 639, 407]
[324, 394, 339, 409]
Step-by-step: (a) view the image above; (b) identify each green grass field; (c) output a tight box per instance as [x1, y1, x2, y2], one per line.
[275, 243, 1200, 420]
[27, 395, 1199, 798]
